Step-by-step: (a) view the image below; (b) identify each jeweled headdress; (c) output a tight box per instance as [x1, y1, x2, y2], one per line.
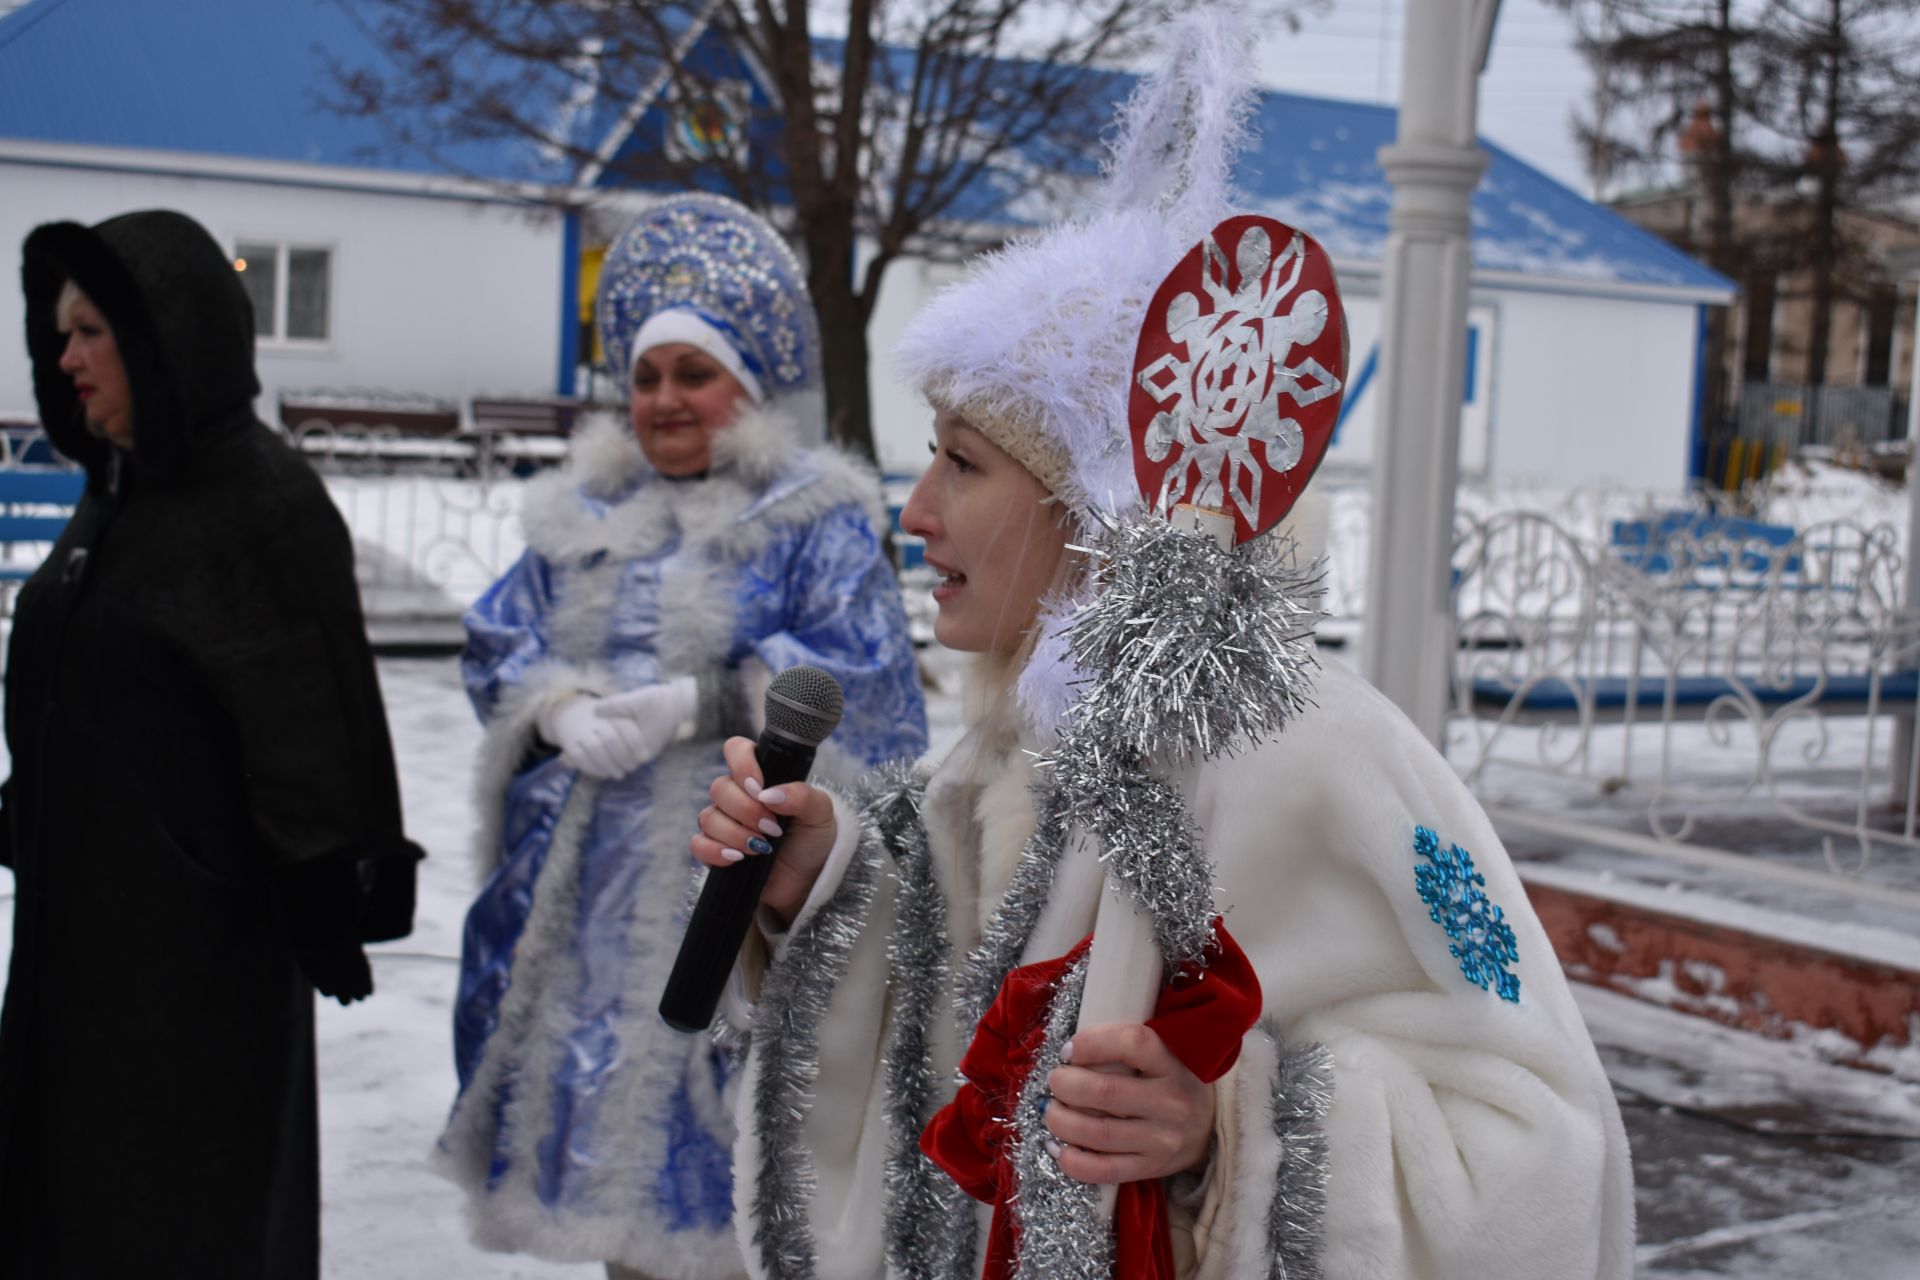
[596, 193, 825, 441]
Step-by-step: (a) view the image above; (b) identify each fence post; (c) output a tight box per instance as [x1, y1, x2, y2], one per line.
[1894, 270, 1920, 805]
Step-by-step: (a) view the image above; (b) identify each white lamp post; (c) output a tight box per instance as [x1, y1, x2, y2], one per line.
[1361, 0, 1502, 744]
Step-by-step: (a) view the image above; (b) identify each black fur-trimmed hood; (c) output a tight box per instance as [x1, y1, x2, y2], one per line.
[21, 209, 261, 486]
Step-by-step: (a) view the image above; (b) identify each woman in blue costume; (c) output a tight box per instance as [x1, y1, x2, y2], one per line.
[435, 194, 928, 1280]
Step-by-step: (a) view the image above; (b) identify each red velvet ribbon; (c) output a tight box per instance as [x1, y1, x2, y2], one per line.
[921, 921, 1262, 1279]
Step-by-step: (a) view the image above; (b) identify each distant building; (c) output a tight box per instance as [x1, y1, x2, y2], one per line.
[1611, 185, 1920, 461]
[1, 0, 1732, 491]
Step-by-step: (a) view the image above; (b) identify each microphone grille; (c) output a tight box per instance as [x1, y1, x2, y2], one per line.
[764, 665, 844, 747]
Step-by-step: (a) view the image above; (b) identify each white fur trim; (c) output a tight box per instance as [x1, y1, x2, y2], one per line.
[768, 786, 865, 951]
[433, 770, 600, 1186]
[465, 659, 619, 887]
[1225, 1024, 1286, 1273]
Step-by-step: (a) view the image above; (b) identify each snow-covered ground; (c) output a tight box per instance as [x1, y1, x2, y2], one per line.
[10, 656, 1918, 1276]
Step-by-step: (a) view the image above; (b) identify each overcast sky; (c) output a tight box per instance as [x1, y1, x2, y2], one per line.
[1259, 0, 1598, 194]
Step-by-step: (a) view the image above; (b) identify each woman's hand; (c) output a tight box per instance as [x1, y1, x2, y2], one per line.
[1043, 1025, 1216, 1184]
[692, 736, 838, 927]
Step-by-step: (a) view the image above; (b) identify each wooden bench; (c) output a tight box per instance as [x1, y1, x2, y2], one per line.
[469, 397, 578, 436]
[467, 397, 578, 475]
[1609, 510, 1800, 577]
[0, 467, 86, 584]
[1, 414, 63, 468]
[1466, 670, 1919, 725]
[279, 393, 472, 471]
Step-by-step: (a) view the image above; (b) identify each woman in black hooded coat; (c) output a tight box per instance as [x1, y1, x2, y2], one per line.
[0, 208, 423, 1276]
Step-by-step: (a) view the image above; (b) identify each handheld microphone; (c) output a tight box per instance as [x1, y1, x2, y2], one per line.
[658, 665, 845, 1033]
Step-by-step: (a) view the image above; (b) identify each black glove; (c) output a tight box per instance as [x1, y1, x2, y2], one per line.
[294, 938, 374, 1006]
[275, 856, 375, 1005]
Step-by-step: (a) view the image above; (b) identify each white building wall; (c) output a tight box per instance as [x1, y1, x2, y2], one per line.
[864, 246, 963, 478]
[1322, 277, 1698, 492]
[0, 160, 565, 424]
[1484, 287, 1698, 492]
[1320, 280, 1496, 479]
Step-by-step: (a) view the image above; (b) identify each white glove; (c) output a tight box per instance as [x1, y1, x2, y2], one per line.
[594, 676, 699, 757]
[537, 677, 696, 779]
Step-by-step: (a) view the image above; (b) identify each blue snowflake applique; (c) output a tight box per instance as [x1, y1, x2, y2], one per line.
[1412, 825, 1521, 1003]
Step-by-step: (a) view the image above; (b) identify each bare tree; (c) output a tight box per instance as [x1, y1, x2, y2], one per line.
[1554, 0, 1774, 434]
[1754, 0, 1920, 388]
[324, 0, 1321, 460]
[1560, 0, 1920, 447]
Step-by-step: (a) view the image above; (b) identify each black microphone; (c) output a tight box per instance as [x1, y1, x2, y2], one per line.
[659, 665, 845, 1033]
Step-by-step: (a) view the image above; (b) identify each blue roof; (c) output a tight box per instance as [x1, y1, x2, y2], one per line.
[1232, 89, 1730, 294]
[0, 0, 1729, 294]
[0, 0, 667, 184]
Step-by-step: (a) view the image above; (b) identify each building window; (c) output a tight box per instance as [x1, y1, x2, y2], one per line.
[1864, 284, 1896, 386]
[234, 241, 331, 343]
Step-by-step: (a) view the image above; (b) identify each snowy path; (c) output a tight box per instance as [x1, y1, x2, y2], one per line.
[1, 654, 1916, 1276]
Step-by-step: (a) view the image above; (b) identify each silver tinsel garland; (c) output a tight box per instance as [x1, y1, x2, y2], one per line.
[872, 767, 981, 1280]
[1052, 751, 1217, 973]
[1009, 953, 1115, 1280]
[749, 830, 885, 1280]
[1264, 1024, 1334, 1279]
[954, 794, 1073, 1031]
[1062, 515, 1326, 766]
[1039, 517, 1326, 975]
[1006, 514, 1328, 1271]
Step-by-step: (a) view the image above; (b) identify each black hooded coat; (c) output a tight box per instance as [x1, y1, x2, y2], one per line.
[0, 209, 422, 1276]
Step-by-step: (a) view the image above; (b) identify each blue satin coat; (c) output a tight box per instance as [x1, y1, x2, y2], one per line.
[442, 442, 926, 1270]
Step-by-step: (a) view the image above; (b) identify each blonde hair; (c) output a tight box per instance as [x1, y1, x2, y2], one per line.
[951, 503, 1086, 762]
[54, 280, 87, 332]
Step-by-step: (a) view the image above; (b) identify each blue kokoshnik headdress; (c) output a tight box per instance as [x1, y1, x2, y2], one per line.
[596, 193, 825, 442]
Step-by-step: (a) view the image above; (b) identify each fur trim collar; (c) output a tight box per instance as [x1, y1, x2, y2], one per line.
[564, 401, 799, 502]
[519, 413, 883, 577]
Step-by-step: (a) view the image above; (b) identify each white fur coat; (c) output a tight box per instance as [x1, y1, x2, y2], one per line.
[731, 658, 1635, 1279]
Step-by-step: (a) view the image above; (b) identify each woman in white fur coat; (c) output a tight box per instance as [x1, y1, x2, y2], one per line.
[435, 195, 928, 1280]
[690, 16, 1634, 1280]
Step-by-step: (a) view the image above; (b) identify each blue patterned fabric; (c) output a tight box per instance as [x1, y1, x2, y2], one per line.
[444, 442, 927, 1271]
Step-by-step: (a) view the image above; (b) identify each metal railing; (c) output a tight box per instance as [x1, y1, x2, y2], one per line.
[1447, 504, 1920, 909]
[1738, 379, 1908, 451]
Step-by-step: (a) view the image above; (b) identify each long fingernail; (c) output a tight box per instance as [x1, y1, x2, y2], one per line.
[721, 848, 746, 864]
[747, 836, 773, 856]
[1045, 1139, 1063, 1161]
[1059, 1039, 1074, 1064]
[1036, 1095, 1050, 1118]
[758, 787, 787, 806]
[743, 777, 762, 797]
[758, 818, 784, 838]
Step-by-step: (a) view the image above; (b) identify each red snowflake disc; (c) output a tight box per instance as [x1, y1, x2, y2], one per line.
[1129, 215, 1346, 545]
